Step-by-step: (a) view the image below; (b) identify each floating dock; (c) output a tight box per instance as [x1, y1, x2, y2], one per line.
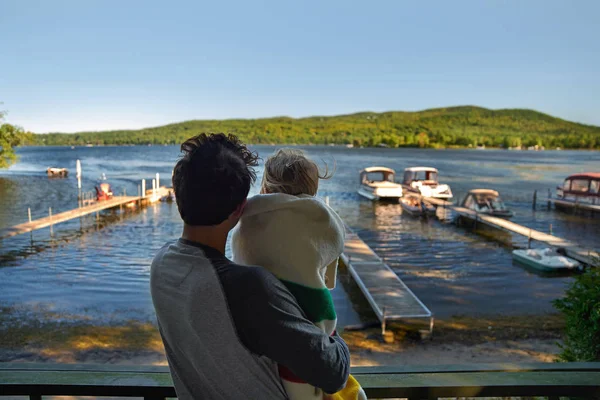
[425, 197, 599, 266]
[341, 226, 433, 334]
[0, 186, 173, 241]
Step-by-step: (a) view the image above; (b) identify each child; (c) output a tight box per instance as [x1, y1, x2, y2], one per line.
[231, 149, 366, 400]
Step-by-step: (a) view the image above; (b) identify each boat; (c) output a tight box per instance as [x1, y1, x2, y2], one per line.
[400, 194, 436, 217]
[402, 167, 453, 199]
[461, 189, 514, 219]
[46, 167, 69, 178]
[554, 173, 600, 213]
[95, 174, 113, 201]
[357, 167, 403, 201]
[512, 248, 582, 272]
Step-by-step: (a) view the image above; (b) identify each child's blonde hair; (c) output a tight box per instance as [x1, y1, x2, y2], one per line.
[261, 149, 332, 196]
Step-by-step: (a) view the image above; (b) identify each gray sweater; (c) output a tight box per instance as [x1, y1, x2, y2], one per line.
[150, 239, 350, 399]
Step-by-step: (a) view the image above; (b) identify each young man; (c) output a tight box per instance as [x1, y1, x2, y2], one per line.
[150, 134, 350, 400]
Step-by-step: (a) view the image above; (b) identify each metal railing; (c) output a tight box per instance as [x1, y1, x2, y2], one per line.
[1, 362, 599, 399]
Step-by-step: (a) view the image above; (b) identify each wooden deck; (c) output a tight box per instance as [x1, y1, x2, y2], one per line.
[0, 196, 140, 240]
[341, 227, 433, 333]
[425, 197, 599, 265]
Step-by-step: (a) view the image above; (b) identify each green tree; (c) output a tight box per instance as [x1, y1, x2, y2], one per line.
[553, 262, 600, 362]
[0, 110, 32, 168]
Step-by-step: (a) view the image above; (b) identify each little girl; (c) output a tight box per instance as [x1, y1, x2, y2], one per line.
[231, 149, 366, 400]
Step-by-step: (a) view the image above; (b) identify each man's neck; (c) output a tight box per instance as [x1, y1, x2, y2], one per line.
[181, 224, 228, 254]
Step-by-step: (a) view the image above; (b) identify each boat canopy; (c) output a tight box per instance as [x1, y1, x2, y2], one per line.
[404, 167, 439, 173]
[467, 189, 499, 196]
[361, 166, 396, 174]
[360, 167, 395, 184]
[403, 167, 439, 185]
[565, 173, 600, 180]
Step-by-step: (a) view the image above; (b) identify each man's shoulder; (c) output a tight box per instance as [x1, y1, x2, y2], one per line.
[217, 261, 285, 298]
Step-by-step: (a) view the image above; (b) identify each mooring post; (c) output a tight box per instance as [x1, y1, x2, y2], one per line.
[156, 173, 160, 190]
[532, 190, 537, 210]
[547, 188, 552, 209]
[152, 179, 157, 199]
[76, 159, 82, 201]
[550, 223, 553, 236]
[49, 207, 53, 236]
[528, 228, 532, 249]
[28, 208, 32, 223]
[142, 179, 146, 199]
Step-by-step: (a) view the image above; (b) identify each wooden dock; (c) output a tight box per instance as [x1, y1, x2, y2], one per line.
[0, 186, 174, 241]
[0, 196, 139, 240]
[425, 197, 599, 266]
[341, 226, 433, 334]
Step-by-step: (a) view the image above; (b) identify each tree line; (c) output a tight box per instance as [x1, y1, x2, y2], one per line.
[29, 106, 600, 150]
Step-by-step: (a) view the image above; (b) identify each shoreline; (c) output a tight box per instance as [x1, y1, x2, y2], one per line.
[0, 313, 564, 366]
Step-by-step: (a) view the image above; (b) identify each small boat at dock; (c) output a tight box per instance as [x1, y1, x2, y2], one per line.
[400, 194, 436, 217]
[553, 173, 600, 214]
[46, 167, 69, 178]
[358, 167, 403, 201]
[402, 167, 453, 199]
[461, 189, 514, 219]
[512, 248, 582, 272]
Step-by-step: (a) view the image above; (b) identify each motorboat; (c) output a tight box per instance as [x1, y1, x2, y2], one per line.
[400, 194, 436, 217]
[46, 167, 69, 178]
[461, 189, 514, 219]
[357, 167, 403, 201]
[402, 167, 452, 199]
[554, 173, 600, 213]
[512, 248, 582, 272]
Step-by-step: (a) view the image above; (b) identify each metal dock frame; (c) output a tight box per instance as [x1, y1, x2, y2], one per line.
[341, 228, 434, 336]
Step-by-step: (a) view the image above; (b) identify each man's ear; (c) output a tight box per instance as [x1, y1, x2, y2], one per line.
[233, 199, 247, 218]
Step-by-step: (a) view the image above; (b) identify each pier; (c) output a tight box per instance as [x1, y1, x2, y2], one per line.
[0, 186, 173, 241]
[425, 197, 599, 266]
[341, 226, 433, 335]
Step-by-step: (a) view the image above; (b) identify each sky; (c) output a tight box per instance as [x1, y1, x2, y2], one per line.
[1, 0, 599, 133]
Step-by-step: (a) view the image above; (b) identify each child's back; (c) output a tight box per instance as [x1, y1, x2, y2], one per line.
[231, 149, 366, 400]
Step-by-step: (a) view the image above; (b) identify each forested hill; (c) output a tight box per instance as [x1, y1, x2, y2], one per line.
[34, 106, 600, 149]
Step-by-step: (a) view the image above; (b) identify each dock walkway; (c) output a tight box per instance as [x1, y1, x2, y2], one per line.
[0, 196, 140, 240]
[425, 197, 599, 265]
[341, 226, 433, 334]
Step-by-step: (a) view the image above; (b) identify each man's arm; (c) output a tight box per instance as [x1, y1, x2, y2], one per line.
[223, 267, 350, 394]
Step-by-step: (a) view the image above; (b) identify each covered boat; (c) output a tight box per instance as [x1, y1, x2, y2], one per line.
[358, 167, 403, 201]
[512, 248, 581, 272]
[554, 173, 600, 213]
[400, 194, 436, 217]
[461, 189, 513, 219]
[402, 167, 453, 199]
[46, 167, 69, 178]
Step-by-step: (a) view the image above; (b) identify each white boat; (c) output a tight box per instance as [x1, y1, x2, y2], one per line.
[512, 248, 581, 272]
[400, 194, 436, 217]
[358, 167, 403, 201]
[461, 189, 514, 219]
[402, 167, 453, 199]
[46, 167, 69, 178]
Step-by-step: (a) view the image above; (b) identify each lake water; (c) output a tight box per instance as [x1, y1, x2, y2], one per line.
[0, 146, 599, 327]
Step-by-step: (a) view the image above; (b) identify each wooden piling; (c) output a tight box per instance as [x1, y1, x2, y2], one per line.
[28, 208, 32, 223]
[532, 190, 537, 210]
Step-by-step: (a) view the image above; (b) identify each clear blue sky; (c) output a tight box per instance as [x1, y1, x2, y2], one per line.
[1, 0, 599, 133]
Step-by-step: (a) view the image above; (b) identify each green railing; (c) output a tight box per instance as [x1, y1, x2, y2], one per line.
[1, 363, 599, 399]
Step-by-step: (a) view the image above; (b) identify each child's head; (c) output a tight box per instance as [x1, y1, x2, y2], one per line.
[261, 149, 331, 196]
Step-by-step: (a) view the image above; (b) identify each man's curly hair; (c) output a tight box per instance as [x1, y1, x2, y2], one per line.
[173, 133, 259, 226]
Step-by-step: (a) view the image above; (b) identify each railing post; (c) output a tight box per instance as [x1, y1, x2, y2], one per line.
[49, 207, 53, 236]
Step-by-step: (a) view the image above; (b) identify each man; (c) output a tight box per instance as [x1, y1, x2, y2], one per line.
[150, 133, 350, 399]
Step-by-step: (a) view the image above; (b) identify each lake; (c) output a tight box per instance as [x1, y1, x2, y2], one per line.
[0, 146, 599, 327]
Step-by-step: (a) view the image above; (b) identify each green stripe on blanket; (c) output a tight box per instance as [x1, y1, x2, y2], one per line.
[281, 279, 337, 323]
